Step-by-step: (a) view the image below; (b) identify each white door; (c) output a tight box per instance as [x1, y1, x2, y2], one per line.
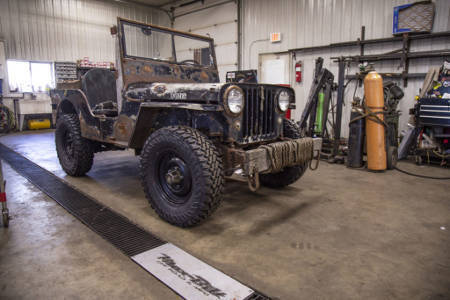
[258, 53, 291, 85]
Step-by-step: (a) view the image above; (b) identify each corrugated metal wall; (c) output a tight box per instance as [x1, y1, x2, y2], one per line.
[241, 0, 450, 136]
[0, 0, 170, 62]
[1, 0, 449, 136]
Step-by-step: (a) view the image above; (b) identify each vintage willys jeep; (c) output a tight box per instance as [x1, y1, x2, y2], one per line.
[50, 18, 321, 227]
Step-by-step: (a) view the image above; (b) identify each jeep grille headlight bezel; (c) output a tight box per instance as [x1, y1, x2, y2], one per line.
[223, 85, 244, 116]
[277, 90, 291, 112]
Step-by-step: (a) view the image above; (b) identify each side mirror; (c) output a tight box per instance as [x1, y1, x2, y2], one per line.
[110, 26, 118, 35]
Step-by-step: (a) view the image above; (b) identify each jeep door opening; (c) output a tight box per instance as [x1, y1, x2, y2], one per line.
[50, 18, 322, 227]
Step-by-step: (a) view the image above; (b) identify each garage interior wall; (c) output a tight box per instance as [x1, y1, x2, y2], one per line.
[0, 0, 448, 137]
[241, 0, 450, 137]
[0, 0, 170, 63]
[169, 0, 238, 82]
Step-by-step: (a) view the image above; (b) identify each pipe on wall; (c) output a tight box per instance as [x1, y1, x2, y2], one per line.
[248, 38, 269, 69]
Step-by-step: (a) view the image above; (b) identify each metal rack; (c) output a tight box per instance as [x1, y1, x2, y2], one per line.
[328, 27, 450, 87]
[54, 61, 77, 83]
[319, 28, 449, 161]
[276, 27, 450, 87]
[267, 28, 450, 162]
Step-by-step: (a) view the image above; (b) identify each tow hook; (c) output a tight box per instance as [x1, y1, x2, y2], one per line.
[247, 166, 260, 192]
[309, 149, 320, 170]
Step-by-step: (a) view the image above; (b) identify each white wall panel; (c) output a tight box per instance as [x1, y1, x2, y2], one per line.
[241, 0, 450, 136]
[173, 0, 238, 81]
[0, 0, 170, 62]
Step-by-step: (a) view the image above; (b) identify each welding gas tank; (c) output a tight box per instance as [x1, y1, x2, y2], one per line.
[364, 71, 386, 171]
[28, 119, 51, 130]
[347, 105, 365, 168]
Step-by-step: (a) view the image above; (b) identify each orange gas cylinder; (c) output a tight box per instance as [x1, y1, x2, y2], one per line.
[364, 71, 386, 171]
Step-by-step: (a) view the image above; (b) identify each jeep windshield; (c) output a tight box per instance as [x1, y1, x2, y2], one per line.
[121, 20, 215, 68]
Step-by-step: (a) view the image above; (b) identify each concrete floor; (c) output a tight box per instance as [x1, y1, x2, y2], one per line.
[0, 130, 449, 299]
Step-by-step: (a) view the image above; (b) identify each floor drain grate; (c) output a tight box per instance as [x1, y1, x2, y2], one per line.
[0, 143, 164, 256]
[0, 143, 272, 300]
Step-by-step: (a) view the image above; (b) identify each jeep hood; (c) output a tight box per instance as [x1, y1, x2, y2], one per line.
[124, 83, 227, 103]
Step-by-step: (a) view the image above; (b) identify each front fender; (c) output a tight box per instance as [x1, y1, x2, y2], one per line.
[128, 104, 226, 149]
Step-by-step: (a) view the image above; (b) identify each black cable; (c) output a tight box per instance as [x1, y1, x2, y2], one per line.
[344, 78, 354, 89]
[394, 166, 450, 180]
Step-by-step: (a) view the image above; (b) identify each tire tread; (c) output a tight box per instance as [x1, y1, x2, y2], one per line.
[55, 114, 94, 176]
[140, 126, 224, 227]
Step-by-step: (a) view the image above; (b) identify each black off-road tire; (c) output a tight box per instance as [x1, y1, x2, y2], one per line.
[55, 114, 94, 176]
[260, 119, 307, 188]
[140, 126, 224, 227]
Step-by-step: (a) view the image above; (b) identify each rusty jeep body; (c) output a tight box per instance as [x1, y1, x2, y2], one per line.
[50, 18, 321, 227]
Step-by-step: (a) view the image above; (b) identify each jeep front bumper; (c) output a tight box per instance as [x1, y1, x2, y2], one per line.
[243, 137, 322, 174]
[227, 137, 322, 191]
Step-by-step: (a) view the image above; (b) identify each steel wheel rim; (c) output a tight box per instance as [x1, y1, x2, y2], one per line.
[156, 150, 192, 205]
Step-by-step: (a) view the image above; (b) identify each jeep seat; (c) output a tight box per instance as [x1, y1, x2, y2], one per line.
[82, 68, 118, 117]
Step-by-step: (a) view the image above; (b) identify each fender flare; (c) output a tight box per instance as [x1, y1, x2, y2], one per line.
[128, 104, 225, 149]
[54, 90, 103, 140]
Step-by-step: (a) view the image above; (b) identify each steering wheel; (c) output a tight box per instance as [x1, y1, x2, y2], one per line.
[179, 59, 200, 65]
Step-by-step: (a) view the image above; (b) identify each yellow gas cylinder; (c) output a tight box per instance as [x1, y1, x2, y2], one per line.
[364, 71, 386, 171]
[28, 119, 51, 130]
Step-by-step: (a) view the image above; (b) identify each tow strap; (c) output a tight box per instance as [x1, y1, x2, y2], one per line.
[261, 138, 313, 172]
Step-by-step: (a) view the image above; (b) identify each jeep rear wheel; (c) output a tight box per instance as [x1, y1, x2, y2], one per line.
[260, 118, 307, 188]
[55, 114, 94, 176]
[140, 126, 224, 227]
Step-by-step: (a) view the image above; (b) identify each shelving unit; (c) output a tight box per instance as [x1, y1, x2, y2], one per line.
[54, 62, 77, 83]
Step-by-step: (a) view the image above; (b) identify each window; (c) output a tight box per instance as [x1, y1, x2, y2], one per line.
[123, 23, 174, 62]
[7, 60, 54, 93]
[174, 35, 213, 67]
[121, 21, 214, 67]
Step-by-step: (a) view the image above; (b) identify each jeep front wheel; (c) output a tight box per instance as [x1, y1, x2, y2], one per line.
[140, 126, 224, 227]
[55, 114, 94, 176]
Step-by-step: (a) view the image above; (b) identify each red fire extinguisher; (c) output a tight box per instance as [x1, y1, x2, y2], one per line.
[295, 61, 302, 83]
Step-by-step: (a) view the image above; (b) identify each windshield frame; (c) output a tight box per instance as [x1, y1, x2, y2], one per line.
[118, 18, 217, 69]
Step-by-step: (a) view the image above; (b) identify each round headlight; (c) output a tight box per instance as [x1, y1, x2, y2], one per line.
[278, 90, 290, 112]
[224, 86, 244, 115]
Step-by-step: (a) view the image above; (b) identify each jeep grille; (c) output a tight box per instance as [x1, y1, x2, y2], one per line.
[240, 86, 278, 143]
